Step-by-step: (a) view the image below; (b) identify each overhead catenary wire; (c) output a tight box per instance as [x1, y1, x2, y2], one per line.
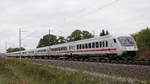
[64, 0, 120, 22]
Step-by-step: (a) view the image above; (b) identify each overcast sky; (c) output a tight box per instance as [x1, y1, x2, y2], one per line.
[0, 0, 150, 52]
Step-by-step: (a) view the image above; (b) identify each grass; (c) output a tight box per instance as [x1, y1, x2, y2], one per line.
[0, 58, 149, 84]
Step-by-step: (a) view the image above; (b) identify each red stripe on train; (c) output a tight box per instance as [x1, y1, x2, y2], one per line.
[49, 48, 117, 54]
[8, 48, 117, 56]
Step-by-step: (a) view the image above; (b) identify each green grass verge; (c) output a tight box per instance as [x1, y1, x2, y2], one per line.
[0, 58, 149, 84]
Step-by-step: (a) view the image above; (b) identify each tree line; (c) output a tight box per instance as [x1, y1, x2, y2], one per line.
[36, 29, 109, 48]
[132, 27, 150, 58]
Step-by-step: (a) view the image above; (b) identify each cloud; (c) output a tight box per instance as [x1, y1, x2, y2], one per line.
[0, 0, 150, 52]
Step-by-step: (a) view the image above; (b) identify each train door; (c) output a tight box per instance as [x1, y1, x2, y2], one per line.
[109, 38, 118, 54]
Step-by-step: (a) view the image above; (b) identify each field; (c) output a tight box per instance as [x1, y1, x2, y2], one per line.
[0, 58, 149, 84]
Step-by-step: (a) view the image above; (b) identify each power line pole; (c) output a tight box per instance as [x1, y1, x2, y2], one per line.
[48, 28, 53, 45]
[5, 41, 7, 53]
[49, 29, 51, 45]
[19, 28, 21, 60]
[48, 28, 51, 58]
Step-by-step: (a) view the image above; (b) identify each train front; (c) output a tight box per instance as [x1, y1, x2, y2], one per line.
[117, 36, 138, 58]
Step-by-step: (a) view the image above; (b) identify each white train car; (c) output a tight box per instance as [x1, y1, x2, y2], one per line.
[5, 34, 138, 60]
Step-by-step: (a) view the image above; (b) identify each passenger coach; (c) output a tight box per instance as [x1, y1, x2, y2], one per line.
[5, 34, 138, 60]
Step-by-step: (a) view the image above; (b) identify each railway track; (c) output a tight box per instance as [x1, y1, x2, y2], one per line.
[30, 59, 150, 81]
[30, 56, 150, 66]
[94, 59, 150, 65]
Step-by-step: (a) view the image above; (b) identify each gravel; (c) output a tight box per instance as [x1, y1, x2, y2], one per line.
[32, 59, 150, 81]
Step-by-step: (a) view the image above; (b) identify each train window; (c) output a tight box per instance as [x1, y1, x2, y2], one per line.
[106, 41, 108, 47]
[103, 41, 105, 47]
[92, 42, 95, 48]
[52, 49, 54, 51]
[61, 47, 63, 50]
[63, 47, 65, 50]
[65, 47, 67, 50]
[96, 42, 99, 48]
[113, 39, 117, 43]
[77, 45, 79, 49]
[80, 44, 82, 49]
[99, 41, 102, 48]
[89, 43, 91, 48]
[82, 44, 85, 49]
[85, 44, 88, 48]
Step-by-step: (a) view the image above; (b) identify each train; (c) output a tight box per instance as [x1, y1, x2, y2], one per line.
[5, 34, 138, 60]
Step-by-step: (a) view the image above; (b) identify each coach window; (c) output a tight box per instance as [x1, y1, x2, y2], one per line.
[64, 47, 66, 50]
[92, 42, 95, 48]
[82, 44, 85, 49]
[63, 47, 65, 50]
[89, 43, 91, 48]
[77, 45, 79, 49]
[79, 44, 81, 49]
[102, 42, 104, 48]
[96, 42, 99, 48]
[85, 44, 88, 48]
[113, 39, 117, 43]
[99, 41, 102, 48]
[106, 41, 108, 47]
[52, 49, 54, 51]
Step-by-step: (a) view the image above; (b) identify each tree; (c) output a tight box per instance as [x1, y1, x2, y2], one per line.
[67, 30, 82, 41]
[132, 27, 150, 59]
[57, 36, 66, 44]
[6, 47, 25, 53]
[67, 30, 94, 42]
[100, 29, 110, 36]
[37, 34, 57, 48]
[37, 30, 94, 47]
[132, 27, 150, 49]
[82, 30, 94, 39]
